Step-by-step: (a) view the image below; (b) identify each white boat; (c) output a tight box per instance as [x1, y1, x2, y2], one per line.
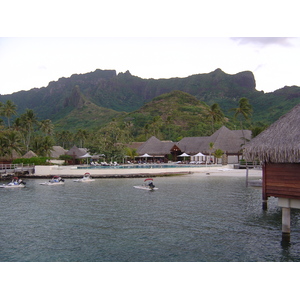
[40, 176, 65, 185]
[73, 173, 95, 182]
[0, 177, 26, 188]
[133, 178, 158, 191]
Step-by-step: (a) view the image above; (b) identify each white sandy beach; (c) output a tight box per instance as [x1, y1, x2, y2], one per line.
[34, 164, 262, 178]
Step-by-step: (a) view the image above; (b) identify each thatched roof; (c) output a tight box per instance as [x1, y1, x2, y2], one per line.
[66, 145, 88, 158]
[0, 150, 22, 161]
[137, 136, 174, 156]
[176, 136, 210, 154]
[50, 146, 67, 158]
[136, 127, 250, 157]
[209, 126, 251, 153]
[177, 126, 251, 154]
[244, 103, 300, 163]
[22, 150, 37, 158]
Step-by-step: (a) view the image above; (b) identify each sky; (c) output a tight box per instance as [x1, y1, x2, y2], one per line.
[1, 36, 300, 95]
[1, 1, 299, 96]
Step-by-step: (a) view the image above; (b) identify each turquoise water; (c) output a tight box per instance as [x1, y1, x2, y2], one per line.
[78, 163, 208, 169]
[1, 175, 300, 262]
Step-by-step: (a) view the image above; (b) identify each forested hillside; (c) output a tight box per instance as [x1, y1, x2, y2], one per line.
[1, 68, 300, 132]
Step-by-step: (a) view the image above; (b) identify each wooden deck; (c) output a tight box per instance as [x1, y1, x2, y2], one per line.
[0, 164, 35, 177]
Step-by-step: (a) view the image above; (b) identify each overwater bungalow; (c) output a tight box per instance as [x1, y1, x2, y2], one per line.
[244, 103, 300, 243]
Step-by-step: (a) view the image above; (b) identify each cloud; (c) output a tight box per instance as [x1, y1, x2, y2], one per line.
[254, 64, 265, 72]
[38, 65, 47, 71]
[231, 37, 293, 47]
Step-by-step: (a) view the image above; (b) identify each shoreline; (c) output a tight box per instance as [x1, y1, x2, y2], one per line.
[23, 164, 262, 179]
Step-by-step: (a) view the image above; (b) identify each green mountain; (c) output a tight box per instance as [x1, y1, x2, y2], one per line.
[1, 68, 300, 130]
[112, 90, 226, 141]
[53, 85, 125, 131]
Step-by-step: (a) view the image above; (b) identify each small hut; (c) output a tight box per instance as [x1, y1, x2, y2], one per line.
[22, 150, 38, 159]
[66, 145, 88, 164]
[50, 146, 67, 158]
[244, 103, 300, 243]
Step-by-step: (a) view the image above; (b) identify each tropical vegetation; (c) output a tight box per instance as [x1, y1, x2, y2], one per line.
[0, 90, 257, 163]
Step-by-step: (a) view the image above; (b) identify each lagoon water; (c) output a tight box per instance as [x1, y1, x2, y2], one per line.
[1, 175, 300, 262]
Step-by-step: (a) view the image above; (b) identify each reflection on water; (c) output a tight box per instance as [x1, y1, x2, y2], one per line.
[0, 175, 300, 261]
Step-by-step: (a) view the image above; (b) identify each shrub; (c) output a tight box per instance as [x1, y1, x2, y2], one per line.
[12, 157, 51, 165]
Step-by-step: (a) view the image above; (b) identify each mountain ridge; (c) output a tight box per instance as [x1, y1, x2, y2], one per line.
[1, 68, 300, 130]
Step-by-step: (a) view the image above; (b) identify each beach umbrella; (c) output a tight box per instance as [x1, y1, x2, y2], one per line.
[195, 152, 205, 160]
[178, 153, 190, 157]
[79, 153, 92, 164]
[194, 152, 205, 157]
[194, 152, 206, 164]
[178, 152, 190, 161]
[141, 153, 151, 162]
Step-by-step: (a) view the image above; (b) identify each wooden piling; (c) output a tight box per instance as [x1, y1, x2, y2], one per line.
[282, 207, 291, 243]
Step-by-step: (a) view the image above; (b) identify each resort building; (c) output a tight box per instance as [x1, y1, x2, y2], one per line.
[136, 126, 251, 164]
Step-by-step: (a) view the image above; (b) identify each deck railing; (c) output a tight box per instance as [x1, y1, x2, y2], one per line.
[0, 163, 35, 174]
[239, 160, 262, 168]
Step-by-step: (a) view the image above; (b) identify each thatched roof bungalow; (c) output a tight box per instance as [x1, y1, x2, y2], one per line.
[244, 103, 300, 201]
[22, 150, 37, 158]
[66, 145, 88, 158]
[0, 150, 22, 163]
[244, 103, 300, 242]
[50, 146, 67, 158]
[66, 145, 88, 164]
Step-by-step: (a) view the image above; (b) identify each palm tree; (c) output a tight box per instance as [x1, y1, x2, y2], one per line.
[33, 136, 54, 157]
[75, 129, 88, 148]
[209, 142, 214, 163]
[251, 123, 268, 138]
[144, 124, 150, 139]
[55, 130, 74, 148]
[213, 149, 224, 164]
[0, 100, 17, 128]
[39, 119, 54, 136]
[2, 130, 23, 159]
[206, 103, 224, 134]
[124, 147, 138, 163]
[231, 97, 252, 130]
[20, 109, 38, 151]
[166, 115, 172, 139]
[231, 97, 252, 147]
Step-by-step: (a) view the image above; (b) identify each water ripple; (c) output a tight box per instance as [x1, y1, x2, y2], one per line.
[0, 176, 299, 261]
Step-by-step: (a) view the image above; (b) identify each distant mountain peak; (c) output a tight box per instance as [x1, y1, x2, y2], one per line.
[63, 85, 85, 109]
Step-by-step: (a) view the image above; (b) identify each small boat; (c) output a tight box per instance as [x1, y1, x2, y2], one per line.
[0, 177, 26, 188]
[40, 176, 65, 185]
[133, 178, 158, 191]
[73, 173, 95, 182]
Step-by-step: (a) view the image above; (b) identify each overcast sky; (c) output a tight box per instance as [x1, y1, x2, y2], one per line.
[1, 1, 299, 96]
[1, 36, 299, 95]
[1, 2, 299, 96]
